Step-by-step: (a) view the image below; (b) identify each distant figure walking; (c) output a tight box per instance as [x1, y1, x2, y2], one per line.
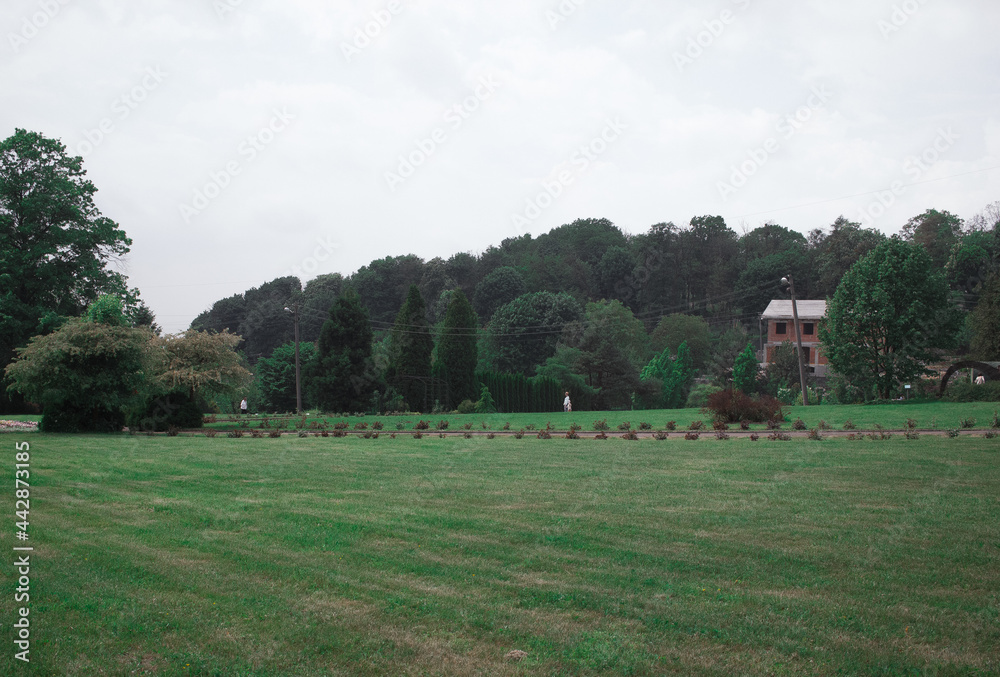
[240, 398, 248, 415]
[563, 392, 572, 412]
[976, 374, 986, 385]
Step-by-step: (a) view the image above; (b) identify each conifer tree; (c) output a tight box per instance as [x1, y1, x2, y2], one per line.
[389, 285, 433, 411]
[437, 289, 479, 408]
[306, 289, 376, 412]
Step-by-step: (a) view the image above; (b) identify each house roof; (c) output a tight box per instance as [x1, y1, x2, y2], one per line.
[761, 300, 827, 320]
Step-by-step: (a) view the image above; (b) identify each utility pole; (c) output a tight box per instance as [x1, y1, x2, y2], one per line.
[781, 275, 810, 406]
[285, 302, 303, 414]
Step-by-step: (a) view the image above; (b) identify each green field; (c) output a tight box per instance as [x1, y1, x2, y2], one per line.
[2, 432, 999, 675]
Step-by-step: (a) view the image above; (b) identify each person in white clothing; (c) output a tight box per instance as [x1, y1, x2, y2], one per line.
[563, 392, 572, 412]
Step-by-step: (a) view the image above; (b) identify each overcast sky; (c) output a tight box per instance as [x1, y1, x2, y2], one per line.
[4, 0, 998, 333]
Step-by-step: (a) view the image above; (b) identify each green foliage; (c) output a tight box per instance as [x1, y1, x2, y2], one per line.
[437, 289, 479, 408]
[942, 380, 1000, 402]
[808, 216, 886, 298]
[255, 341, 316, 413]
[535, 345, 599, 412]
[306, 290, 378, 413]
[0, 129, 139, 410]
[389, 285, 434, 412]
[902, 208, 964, 270]
[127, 391, 203, 432]
[5, 319, 151, 432]
[733, 343, 759, 395]
[476, 371, 562, 413]
[649, 314, 711, 368]
[474, 385, 497, 414]
[707, 325, 751, 386]
[765, 340, 800, 392]
[820, 238, 962, 400]
[473, 266, 526, 322]
[639, 341, 695, 409]
[685, 383, 722, 409]
[970, 272, 1000, 360]
[484, 291, 583, 375]
[86, 294, 126, 326]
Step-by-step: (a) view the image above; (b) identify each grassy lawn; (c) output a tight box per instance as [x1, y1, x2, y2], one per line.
[3, 433, 998, 675]
[220, 400, 1000, 432]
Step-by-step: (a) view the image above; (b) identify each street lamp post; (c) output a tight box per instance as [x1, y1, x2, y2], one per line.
[781, 275, 810, 406]
[285, 302, 303, 415]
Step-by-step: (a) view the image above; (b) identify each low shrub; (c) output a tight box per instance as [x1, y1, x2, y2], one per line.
[412, 431, 423, 439]
[436, 420, 449, 430]
[594, 432, 608, 440]
[904, 431, 919, 440]
[354, 422, 369, 430]
[321, 430, 330, 437]
[792, 418, 807, 431]
[486, 432, 496, 439]
[689, 420, 704, 431]
[653, 431, 668, 441]
[947, 429, 960, 438]
[739, 420, 750, 431]
[525, 424, 537, 431]
[593, 419, 609, 431]
[464, 431, 473, 439]
[984, 431, 998, 439]
[167, 425, 180, 437]
[332, 429, 347, 438]
[712, 420, 729, 431]
[565, 430, 580, 439]
[960, 418, 977, 429]
[462, 422, 473, 431]
[617, 421, 631, 431]
[817, 420, 832, 431]
[807, 428, 822, 441]
[749, 433, 760, 441]
[251, 429, 265, 439]
[334, 421, 350, 430]
[372, 421, 384, 430]
[685, 383, 722, 408]
[502, 422, 511, 430]
[665, 421, 677, 431]
[705, 389, 784, 424]
[268, 430, 281, 438]
[228, 430, 244, 439]
[766, 419, 782, 430]
[621, 430, 639, 440]
[639, 422, 652, 430]
[456, 399, 476, 414]
[684, 431, 700, 441]
[297, 431, 308, 438]
[514, 430, 525, 439]
[843, 419, 856, 430]
[415, 420, 430, 430]
[905, 418, 918, 430]
[715, 430, 730, 440]
[537, 430, 551, 439]
[768, 432, 792, 441]
[205, 429, 218, 438]
[942, 380, 1000, 402]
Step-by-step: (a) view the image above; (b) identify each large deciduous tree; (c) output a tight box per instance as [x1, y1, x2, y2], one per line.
[650, 313, 711, 368]
[0, 129, 137, 409]
[484, 291, 584, 375]
[256, 341, 317, 413]
[473, 266, 526, 323]
[436, 289, 478, 408]
[820, 238, 961, 399]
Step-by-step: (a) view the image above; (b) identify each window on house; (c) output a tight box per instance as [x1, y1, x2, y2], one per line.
[803, 323, 814, 335]
[776, 322, 787, 335]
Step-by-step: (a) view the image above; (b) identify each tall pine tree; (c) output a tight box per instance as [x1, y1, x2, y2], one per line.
[389, 285, 433, 412]
[306, 289, 376, 412]
[437, 289, 479, 408]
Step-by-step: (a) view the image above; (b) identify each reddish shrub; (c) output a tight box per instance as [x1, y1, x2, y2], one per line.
[705, 389, 784, 424]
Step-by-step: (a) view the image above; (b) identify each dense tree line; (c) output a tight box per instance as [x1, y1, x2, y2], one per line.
[5, 129, 1000, 415]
